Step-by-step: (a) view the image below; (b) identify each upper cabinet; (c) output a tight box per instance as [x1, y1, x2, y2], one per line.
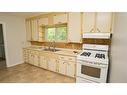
[96, 12, 112, 33]
[68, 12, 82, 43]
[82, 12, 95, 33]
[25, 12, 114, 42]
[82, 12, 113, 33]
[38, 17, 48, 26]
[25, 19, 32, 41]
[53, 13, 68, 24]
[38, 17, 48, 42]
[31, 19, 39, 41]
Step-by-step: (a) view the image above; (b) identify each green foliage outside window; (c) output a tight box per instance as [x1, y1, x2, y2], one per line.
[46, 24, 67, 42]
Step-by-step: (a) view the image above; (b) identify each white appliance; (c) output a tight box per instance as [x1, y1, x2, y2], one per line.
[76, 44, 109, 83]
[83, 33, 111, 39]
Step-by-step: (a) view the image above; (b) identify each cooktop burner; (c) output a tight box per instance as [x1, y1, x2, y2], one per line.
[80, 52, 91, 57]
[95, 53, 105, 59]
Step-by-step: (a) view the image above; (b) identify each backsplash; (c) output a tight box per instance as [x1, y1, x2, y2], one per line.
[31, 41, 82, 50]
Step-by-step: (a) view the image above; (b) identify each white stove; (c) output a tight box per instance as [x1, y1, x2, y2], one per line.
[76, 44, 109, 83]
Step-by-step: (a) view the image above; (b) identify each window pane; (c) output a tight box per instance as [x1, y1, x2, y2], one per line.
[55, 26, 67, 41]
[47, 28, 55, 41]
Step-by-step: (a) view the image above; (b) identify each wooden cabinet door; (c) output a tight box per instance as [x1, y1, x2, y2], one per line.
[53, 13, 67, 24]
[82, 12, 95, 33]
[66, 62, 76, 77]
[38, 17, 48, 26]
[23, 49, 29, 63]
[68, 12, 82, 43]
[96, 12, 112, 33]
[26, 20, 32, 41]
[33, 54, 39, 66]
[48, 58, 57, 72]
[39, 55, 48, 69]
[28, 52, 34, 65]
[31, 19, 39, 41]
[58, 60, 67, 75]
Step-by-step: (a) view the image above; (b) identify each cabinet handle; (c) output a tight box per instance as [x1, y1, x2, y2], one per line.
[63, 62, 66, 64]
[97, 28, 101, 32]
[90, 28, 94, 32]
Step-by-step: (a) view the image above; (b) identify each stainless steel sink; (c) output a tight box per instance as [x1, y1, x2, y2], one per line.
[43, 48, 60, 52]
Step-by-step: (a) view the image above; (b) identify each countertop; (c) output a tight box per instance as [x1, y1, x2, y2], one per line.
[23, 46, 81, 57]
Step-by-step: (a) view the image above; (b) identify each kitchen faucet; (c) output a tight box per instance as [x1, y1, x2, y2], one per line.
[48, 41, 55, 51]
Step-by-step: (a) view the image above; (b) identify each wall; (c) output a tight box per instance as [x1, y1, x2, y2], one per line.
[0, 13, 27, 67]
[109, 13, 127, 82]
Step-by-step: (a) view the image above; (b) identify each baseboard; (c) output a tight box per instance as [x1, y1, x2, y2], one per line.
[7, 61, 24, 67]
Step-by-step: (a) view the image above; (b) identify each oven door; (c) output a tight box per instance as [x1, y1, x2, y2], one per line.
[77, 60, 108, 83]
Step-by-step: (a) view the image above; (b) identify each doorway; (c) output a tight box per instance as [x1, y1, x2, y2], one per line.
[0, 24, 6, 69]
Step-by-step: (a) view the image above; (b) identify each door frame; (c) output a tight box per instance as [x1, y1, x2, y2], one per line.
[0, 21, 9, 67]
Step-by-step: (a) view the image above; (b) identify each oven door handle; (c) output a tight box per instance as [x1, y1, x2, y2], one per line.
[77, 61, 108, 68]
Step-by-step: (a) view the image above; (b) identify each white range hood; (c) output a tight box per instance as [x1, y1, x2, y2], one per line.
[83, 33, 111, 39]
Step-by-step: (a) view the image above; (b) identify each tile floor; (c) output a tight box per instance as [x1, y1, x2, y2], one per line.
[0, 63, 75, 83]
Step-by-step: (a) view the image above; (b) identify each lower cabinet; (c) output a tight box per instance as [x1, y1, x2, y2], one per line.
[33, 54, 39, 66]
[39, 53, 48, 69]
[58, 60, 67, 75]
[23, 48, 76, 78]
[58, 57, 76, 78]
[27, 49, 39, 66]
[48, 58, 57, 72]
[23, 49, 29, 63]
[66, 61, 76, 77]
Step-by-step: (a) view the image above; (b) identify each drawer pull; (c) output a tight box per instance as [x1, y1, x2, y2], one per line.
[68, 58, 72, 60]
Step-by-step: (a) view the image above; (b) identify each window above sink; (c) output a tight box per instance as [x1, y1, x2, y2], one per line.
[44, 23, 67, 42]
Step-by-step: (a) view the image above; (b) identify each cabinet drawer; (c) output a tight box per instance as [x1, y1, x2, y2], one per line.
[58, 55, 76, 62]
[58, 55, 66, 60]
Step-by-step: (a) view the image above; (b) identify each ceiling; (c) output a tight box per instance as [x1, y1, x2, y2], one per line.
[3, 12, 48, 18]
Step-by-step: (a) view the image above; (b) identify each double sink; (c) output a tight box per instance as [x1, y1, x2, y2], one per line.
[43, 48, 61, 52]
[33, 47, 61, 52]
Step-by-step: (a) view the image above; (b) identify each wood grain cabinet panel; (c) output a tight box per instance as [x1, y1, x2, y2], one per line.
[96, 12, 112, 33]
[58, 60, 67, 75]
[53, 13, 68, 24]
[68, 12, 82, 43]
[39, 53, 48, 69]
[25, 20, 32, 41]
[82, 12, 113, 33]
[66, 62, 76, 77]
[82, 12, 95, 33]
[31, 19, 39, 41]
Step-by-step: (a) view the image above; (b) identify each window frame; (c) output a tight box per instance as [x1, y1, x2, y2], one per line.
[45, 23, 68, 42]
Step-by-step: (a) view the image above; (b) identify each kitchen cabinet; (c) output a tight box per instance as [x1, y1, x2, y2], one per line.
[58, 60, 67, 75]
[82, 12, 95, 33]
[39, 53, 48, 69]
[57, 54, 76, 77]
[38, 17, 48, 26]
[38, 18, 48, 42]
[23, 48, 76, 78]
[23, 49, 29, 63]
[68, 12, 82, 43]
[32, 51, 39, 66]
[47, 53, 58, 72]
[28, 50, 39, 66]
[31, 19, 39, 41]
[25, 20, 32, 41]
[82, 12, 113, 33]
[53, 13, 68, 24]
[48, 58, 57, 72]
[66, 61, 76, 77]
[96, 12, 112, 32]
[28, 50, 34, 65]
